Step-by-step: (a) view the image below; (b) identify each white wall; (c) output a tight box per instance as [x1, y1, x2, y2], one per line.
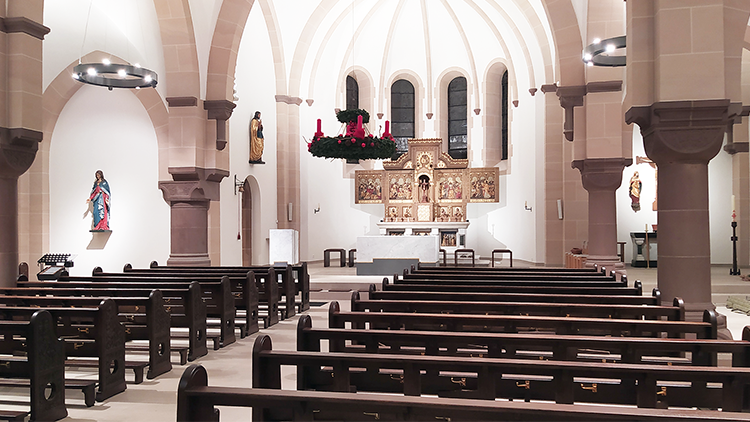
[49, 85, 169, 275]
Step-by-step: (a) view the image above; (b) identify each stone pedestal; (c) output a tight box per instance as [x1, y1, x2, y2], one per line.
[159, 167, 228, 267]
[573, 158, 630, 272]
[627, 100, 738, 322]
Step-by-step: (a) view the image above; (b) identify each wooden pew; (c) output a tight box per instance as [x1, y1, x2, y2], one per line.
[382, 278, 645, 295]
[417, 262, 603, 274]
[26, 275, 241, 347]
[253, 334, 750, 411]
[409, 266, 616, 279]
[0, 310, 67, 422]
[83, 270, 265, 334]
[397, 272, 625, 285]
[0, 291, 172, 379]
[299, 315, 750, 366]
[351, 291, 686, 321]
[177, 364, 750, 422]
[329, 301, 718, 338]
[0, 298, 125, 402]
[130, 261, 310, 312]
[122, 263, 297, 319]
[368, 283, 663, 305]
[0, 282, 207, 362]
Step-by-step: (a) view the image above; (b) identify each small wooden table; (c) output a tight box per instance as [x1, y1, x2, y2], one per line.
[491, 249, 513, 267]
[324, 249, 346, 267]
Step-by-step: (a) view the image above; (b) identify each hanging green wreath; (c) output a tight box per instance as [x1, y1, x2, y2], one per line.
[308, 109, 396, 160]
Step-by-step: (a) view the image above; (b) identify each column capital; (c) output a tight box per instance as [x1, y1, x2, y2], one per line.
[0, 127, 42, 178]
[572, 157, 632, 192]
[626, 100, 737, 164]
[158, 167, 229, 203]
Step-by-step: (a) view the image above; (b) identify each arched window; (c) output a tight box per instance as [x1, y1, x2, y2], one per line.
[448, 77, 467, 159]
[346, 75, 359, 110]
[390, 79, 414, 159]
[501, 70, 508, 160]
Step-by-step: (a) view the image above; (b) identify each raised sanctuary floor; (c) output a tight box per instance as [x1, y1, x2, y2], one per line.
[19, 262, 750, 421]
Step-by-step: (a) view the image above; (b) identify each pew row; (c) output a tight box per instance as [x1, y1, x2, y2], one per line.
[0, 298, 125, 402]
[382, 278, 644, 295]
[368, 283, 663, 305]
[176, 364, 750, 422]
[128, 261, 310, 312]
[330, 301, 718, 338]
[2, 283, 207, 362]
[0, 291, 172, 379]
[254, 334, 750, 411]
[352, 291, 685, 321]
[298, 315, 750, 366]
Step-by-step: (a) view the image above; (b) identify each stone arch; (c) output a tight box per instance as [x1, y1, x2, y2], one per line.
[385, 70, 425, 139]
[435, 67, 471, 153]
[153, 0, 200, 97]
[17, 51, 169, 268]
[206, 0, 256, 101]
[540, 0, 584, 86]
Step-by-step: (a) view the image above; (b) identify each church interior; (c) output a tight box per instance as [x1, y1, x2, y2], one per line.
[1, 0, 750, 420]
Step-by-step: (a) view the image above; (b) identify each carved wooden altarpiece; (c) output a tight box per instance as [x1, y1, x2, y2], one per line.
[355, 139, 499, 222]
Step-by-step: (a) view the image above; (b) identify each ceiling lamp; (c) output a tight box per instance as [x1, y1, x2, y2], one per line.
[582, 36, 626, 67]
[72, 61, 158, 91]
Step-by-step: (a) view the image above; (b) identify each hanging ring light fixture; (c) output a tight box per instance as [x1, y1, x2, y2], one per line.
[72, 0, 158, 90]
[582, 35, 626, 67]
[73, 61, 157, 90]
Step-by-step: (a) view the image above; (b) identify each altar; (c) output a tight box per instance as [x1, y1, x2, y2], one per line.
[356, 235, 440, 275]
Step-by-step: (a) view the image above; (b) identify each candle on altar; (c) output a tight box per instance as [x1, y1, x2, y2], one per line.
[732, 194, 736, 212]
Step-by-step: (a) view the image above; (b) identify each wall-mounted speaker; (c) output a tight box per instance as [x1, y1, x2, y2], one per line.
[557, 199, 564, 220]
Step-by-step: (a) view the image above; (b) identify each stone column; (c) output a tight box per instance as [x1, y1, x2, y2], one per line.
[159, 167, 228, 266]
[572, 158, 630, 271]
[626, 100, 737, 316]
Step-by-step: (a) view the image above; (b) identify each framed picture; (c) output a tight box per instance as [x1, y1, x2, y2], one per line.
[436, 171, 463, 202]
[440, 231, 457, 247]
[388, 171, 413, 202]
[469, 168, 499, 203]
[355, 171, 383, 203]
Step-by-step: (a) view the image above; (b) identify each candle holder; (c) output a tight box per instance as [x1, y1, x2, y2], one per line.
[731, 215, 741, 275]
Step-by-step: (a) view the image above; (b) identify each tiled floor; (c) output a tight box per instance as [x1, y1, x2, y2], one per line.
[30, 262, 750, 420]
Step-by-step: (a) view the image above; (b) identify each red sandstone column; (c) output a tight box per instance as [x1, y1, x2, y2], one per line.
[573, 158, 630, 271]
[626, 100, 737, 315]
[159, 167, 228, 266]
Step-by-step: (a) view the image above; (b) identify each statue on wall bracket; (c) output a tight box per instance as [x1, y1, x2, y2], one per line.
[249, 111, 265, 164]
[86, 169, 112, 232]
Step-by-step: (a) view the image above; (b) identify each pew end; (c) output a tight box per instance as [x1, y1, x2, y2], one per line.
[123, 263, 132, 272]
[176, 365, 218, 422]
[672, 298, 685, 321]
[703, 309, 718, 339]
[634, 280, 642, 295]
[329, 301, 343, 328]
[150, 261, 159, 268]
[92, 266, 103, 275]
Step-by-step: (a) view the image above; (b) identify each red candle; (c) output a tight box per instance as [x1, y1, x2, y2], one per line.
[315, 119, 323, 137]
[317, 119, 321, 133]
[384, 120, 390, 136]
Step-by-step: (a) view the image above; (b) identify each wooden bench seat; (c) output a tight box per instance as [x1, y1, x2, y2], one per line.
[0, 299, 127, 402]
[397, 273, 624, 285]
[125, 261, 311, 313]
[298, 315, 750, 366]
[330, 301, 718, 338]
[351, 291, 686, 320]
[0, 292, 171, 380]
[382, 278, 644, 295]
[253, 334, 750, 411]
[2, 282, 208, 362]
[369, 283, 662, 305]
[20, 278, 232, 352]
[177, 365, 750, 422]
[0, 377, 97, 408]
[125, 343, 188, 365]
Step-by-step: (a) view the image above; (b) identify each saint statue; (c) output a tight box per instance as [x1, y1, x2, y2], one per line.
[629, 171, 642, 212]
[418, 175, 430, 203]
[249, 111, 265, 164]
[86, 170, 111, 231]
